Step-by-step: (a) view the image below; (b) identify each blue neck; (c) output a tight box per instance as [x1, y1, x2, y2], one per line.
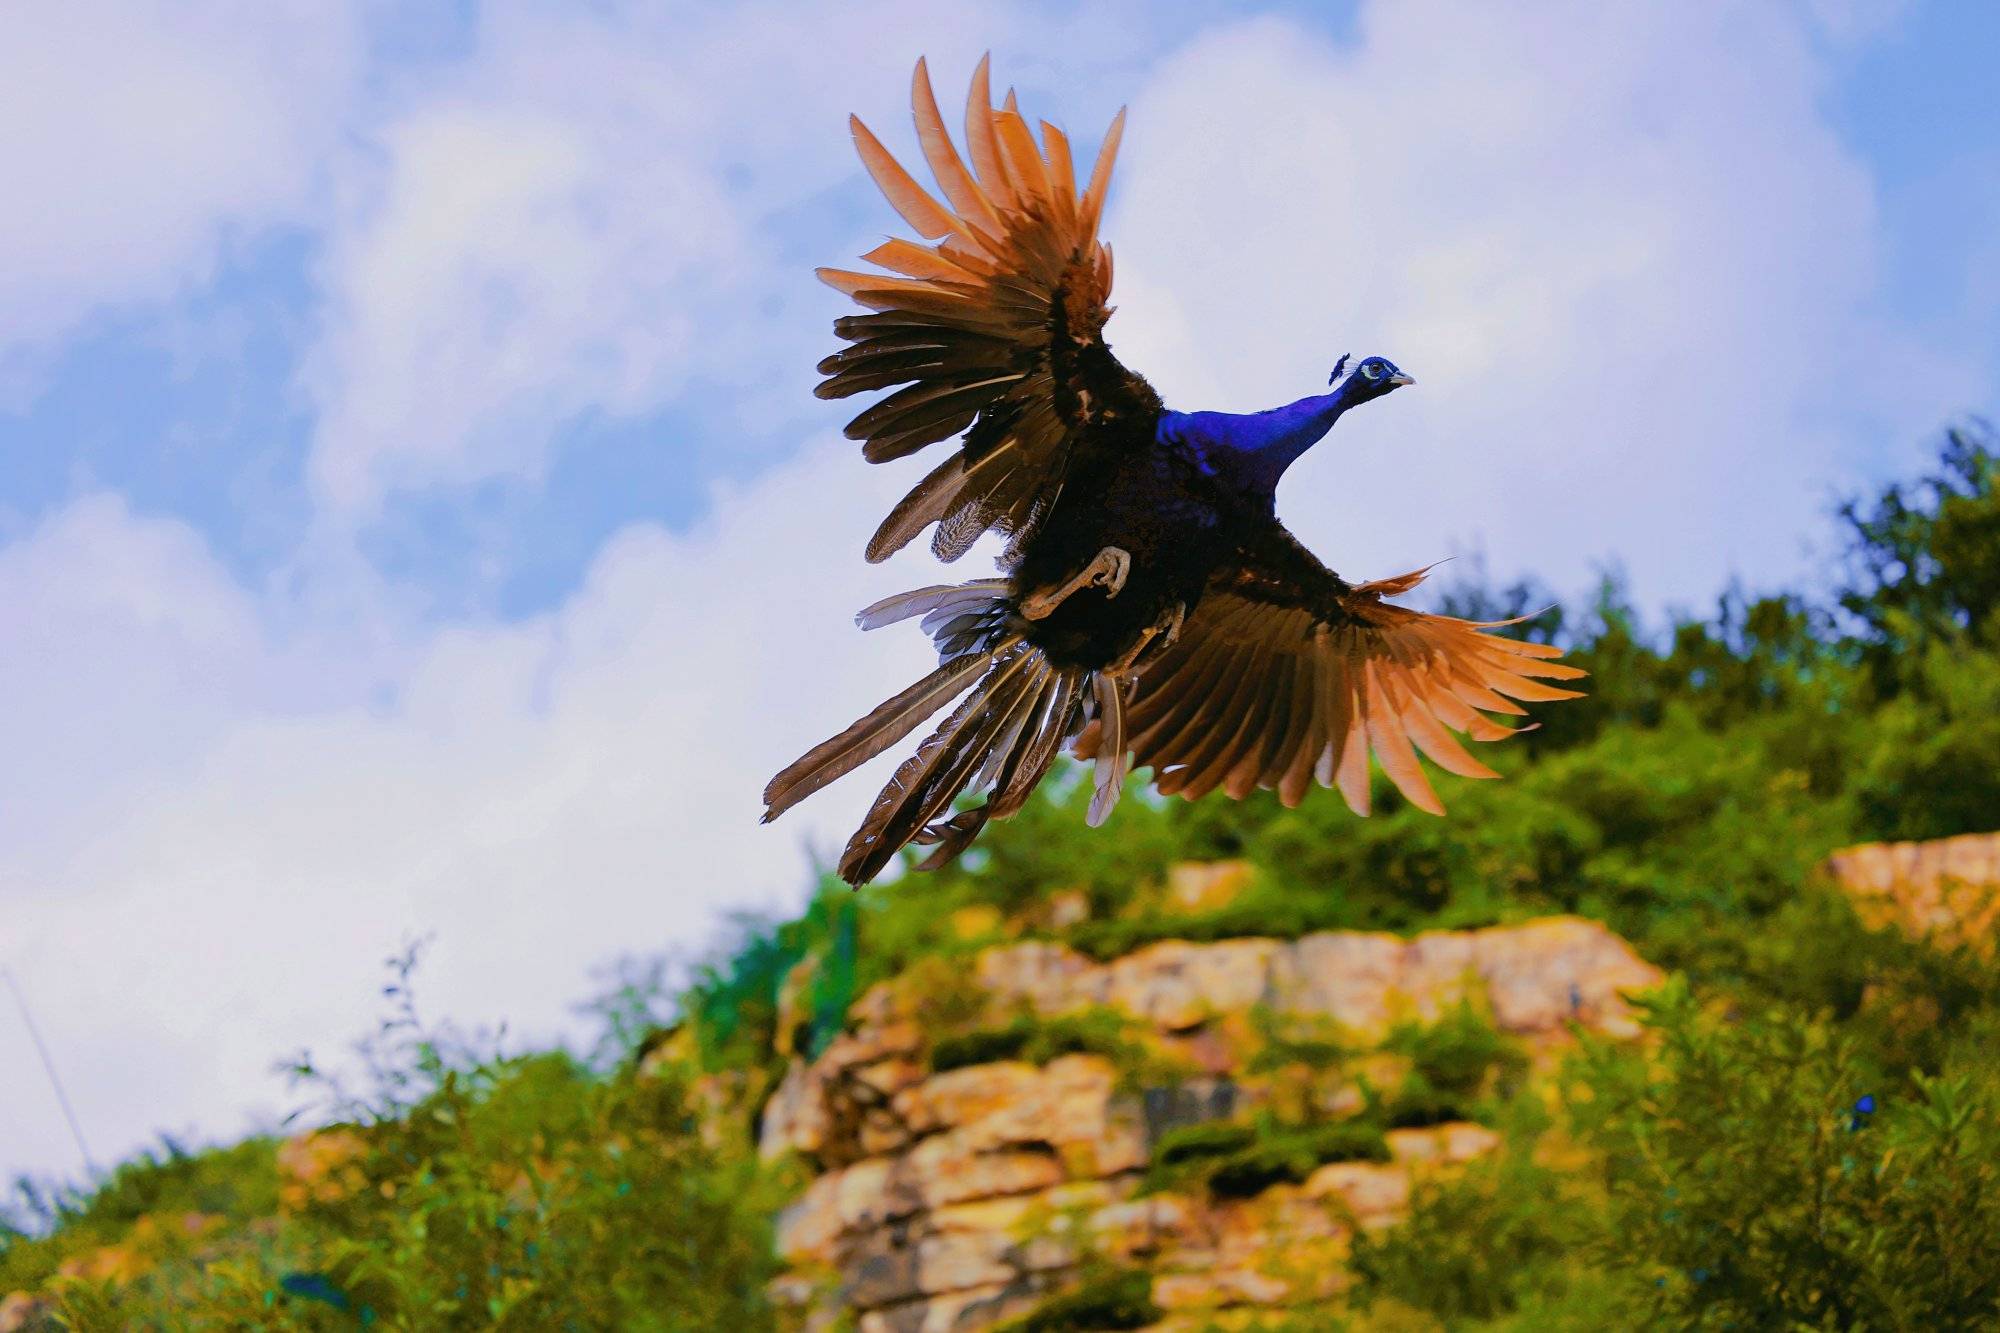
[1158, 385, 1357, 497]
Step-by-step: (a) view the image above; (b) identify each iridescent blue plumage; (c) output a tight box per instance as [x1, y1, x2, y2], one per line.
[1157, 356, 1414, 498]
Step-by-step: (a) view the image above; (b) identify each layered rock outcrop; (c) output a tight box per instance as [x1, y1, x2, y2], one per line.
[1824, 832, 2000, 950]
[762, 913, 1661, 1330]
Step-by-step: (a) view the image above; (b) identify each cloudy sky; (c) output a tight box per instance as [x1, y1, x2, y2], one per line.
[2, 0, 1996, 1184]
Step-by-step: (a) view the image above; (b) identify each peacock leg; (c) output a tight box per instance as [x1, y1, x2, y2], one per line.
[1105, 601, 1186, 675]
[1020, 546, 1131, 620]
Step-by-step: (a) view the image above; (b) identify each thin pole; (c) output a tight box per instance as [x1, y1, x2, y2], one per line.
[1, 962, 96, 1178]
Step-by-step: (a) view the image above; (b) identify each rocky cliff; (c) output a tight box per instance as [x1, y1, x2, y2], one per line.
[1823, 831, 2000, 951]
[756, 892, 1663, 1332]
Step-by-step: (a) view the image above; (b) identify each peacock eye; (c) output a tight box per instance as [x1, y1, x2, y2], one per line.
[1360, 362, 1382, 380]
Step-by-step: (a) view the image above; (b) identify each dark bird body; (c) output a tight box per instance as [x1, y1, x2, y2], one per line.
[765, 58, 1584, 885]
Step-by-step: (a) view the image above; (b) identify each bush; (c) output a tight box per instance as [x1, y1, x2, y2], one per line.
[997, 1265, 1160, 1332]
[1, 1138, 281, 1298]
[1143, 1118, 1389, 1199]
[1205, 1142, 1318, 1199]
[927, 1007, 1165, 1081]
[1569, 979, 2000, 1330]
[1148, 1121, 1255, 1169]
[9, 950, 787, 1331]
[1374, 1003, 1528, 1128]
[1348, 1153, 1595, 1323]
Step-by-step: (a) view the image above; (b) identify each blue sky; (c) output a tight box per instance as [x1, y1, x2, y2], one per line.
[1, 0, 1995, 1184]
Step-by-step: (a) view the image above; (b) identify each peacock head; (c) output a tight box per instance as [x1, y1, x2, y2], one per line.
[1328, 353, 1415, 404]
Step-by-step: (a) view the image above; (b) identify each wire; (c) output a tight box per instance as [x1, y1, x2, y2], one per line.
[2, 962, 97, 1178]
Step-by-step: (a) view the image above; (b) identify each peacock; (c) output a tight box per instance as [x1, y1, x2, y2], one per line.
[764, 57, 1584, 886]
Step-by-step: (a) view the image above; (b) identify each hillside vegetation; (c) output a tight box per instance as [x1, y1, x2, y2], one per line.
[5, 426, 1999, 1330]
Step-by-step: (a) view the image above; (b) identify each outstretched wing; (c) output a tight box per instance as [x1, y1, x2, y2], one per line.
[818, 56, 1157, 565]
[1110, 524, 1586, 814]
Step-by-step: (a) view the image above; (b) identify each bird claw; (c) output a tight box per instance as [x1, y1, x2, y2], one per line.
[1021, 546, 1132, 620]
[1106, 601, 1185, 675]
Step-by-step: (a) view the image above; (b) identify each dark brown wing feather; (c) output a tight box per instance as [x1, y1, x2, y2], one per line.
[1110, 523, 1586, 815]
[819, 56, 1155, 566]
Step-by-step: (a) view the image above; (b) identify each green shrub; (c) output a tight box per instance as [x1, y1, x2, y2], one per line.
[1297, 1121, 1393, 1166]
[1387, 1003, 1525, 1100]
[10, 949, 787, 1331]
[1143, 1119, 1388, 1199]
[1205, 1142, 1318, 1199]
[928, 1007, 1161, 1078]
[996, 1265, 1160, 1332]
[1, 1138, 281, 1297]
[1348, 1152, 1594, 1323]
[1569, 978, 2000, 1330]
[1244, 1006, 1354, 1073]
[1149, 1121, 1256, 1169]
[1372, 1003, 1528, 1129]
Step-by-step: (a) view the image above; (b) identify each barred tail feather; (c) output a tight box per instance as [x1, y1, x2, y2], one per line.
[761, 651, 992, 824]
[765, 579, 1102, 886]
[838, 641, 1089, 885]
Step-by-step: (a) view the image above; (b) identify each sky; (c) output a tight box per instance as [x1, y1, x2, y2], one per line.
[2, 0, 1997, 1185]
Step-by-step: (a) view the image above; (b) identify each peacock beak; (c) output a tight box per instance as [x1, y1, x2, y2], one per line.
[1388, 372, 1415, 387]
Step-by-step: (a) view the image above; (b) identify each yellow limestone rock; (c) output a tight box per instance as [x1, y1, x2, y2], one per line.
[1165, 859, 1257, 913]
[1824, 832, 2000, 950]
[764, 917, 1662, 1330]
[1303, 1161, 1412, 1228]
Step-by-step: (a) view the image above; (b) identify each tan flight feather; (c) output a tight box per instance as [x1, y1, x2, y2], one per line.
[1391, 674, 1503, 780]
[963, 56, 1016, 209]
[1040, 120, 1078, 222]
[861, 239, 979, 283]
[994, 109, 1053, 210]
[911, 58, 1003, 233]
[1078, 106, 1126, 239]
[1363, 660, 1445, 815]
[849, 116, 958, 240]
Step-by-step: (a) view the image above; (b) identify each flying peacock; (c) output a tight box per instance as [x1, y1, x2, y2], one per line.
[765, 57, 1585, 886]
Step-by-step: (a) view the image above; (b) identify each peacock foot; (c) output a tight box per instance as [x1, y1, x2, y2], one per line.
[1106, 600, 1186, 675]
[1020, 546, 1132, 620]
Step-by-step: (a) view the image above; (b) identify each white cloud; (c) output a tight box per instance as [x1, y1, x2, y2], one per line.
[0, 1, 359, 398]
[300, 3, 1165, 515]
[1104, 4, 1980, 604]
[0, 441, 949, 1181]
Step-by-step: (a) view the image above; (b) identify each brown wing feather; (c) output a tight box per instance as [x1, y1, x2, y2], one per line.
[1118, 525, 1584, 817]
[822, 57, 1155, 565]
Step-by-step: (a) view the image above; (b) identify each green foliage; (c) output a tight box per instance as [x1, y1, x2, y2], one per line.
[1066, 884, 1365, 961]
[1847, 637, 2000, 841]
[1143, 1118, 1389, 1199]
[928, 1006, 1156, 1076]
[10, 948, 785, 1331]
[996, 1265, 1160, 1332]
[1380, 1003, 1527, 1127]
[1148, 1121, 1256, 1170]
[269, 1060, 780, 1330]
[1, 1138, 281, 1296]
[1352, 976, 2000, 1331]
[1205, 1123, 1391, 1200]
[1839, 423, 2000, 662]
[1244, 1006, 1354, 1074]
[1569, 979, 2000, 1330]
[1348, 1150, 1592, 1323]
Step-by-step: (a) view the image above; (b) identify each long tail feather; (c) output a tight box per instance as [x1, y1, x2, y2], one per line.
[1088, 672, 1128, 827]
[762, 651, 992, 822]
[838, 646, 1044, 884]
[768, 579, 1091, 886]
